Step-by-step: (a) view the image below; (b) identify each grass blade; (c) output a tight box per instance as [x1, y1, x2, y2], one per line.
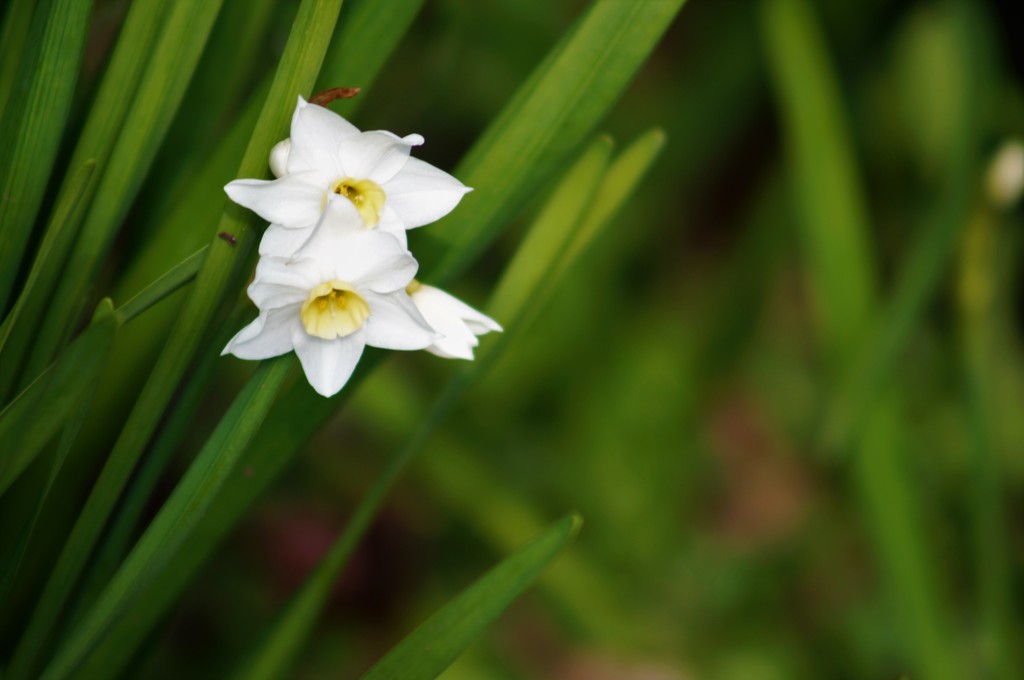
[761, 0, 876, 368]
[40, 357, 293, 680]
[819, 1, 983, 453]
[762, 0, 962, 677]
[113, 246, 208, 325]
[0, 367, 97, 608]
[424, 0, 685, 284]
[26, 0, 226, 382]
[90, 0, 346, 497]
[0, 0, 92, 310]
[0, 0, 172, 389]
[0, 0, 34, 118]
[959, 204, 1020, 680]
[359, 514, 581, 680]
[12, 1, 348, 675]
[0, 159, 96, 375]
[315, 0, 427, 119]
[69, 307, 246, 622]
[0, 300, 117, 498]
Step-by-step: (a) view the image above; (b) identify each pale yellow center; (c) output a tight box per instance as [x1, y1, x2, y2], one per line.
[405, 279, 422, 295]
[300, 280, 370, 340]
[326, 177, 385, 226]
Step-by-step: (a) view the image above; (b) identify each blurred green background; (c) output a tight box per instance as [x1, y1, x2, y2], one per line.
[3, 0, 1024, 677]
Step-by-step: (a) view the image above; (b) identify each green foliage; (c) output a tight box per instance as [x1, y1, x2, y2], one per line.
[1, 0, 1020, 678]
[0, 0, 91, 309]
[360, 515, 581, 680]
[0, 300, 116, 497]
[426, 0, 685, 282]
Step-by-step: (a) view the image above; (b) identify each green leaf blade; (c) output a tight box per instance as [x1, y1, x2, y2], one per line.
[360, 514, 581, 680]
[426, 0, 686, 284]
[0, 299, 117, 498]
[0, 0, 92, 309]
[0, 0, 172, 388]
[0, 158, 97, 391]
[26, 0, 226, 381]
[39, 357, 293, 680]
[8, 3, 350, 675]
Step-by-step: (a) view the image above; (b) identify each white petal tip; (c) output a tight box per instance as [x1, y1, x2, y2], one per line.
[404, 133, 425, 147]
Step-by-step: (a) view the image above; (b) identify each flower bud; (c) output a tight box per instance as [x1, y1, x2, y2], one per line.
[269, 138, 292, 178]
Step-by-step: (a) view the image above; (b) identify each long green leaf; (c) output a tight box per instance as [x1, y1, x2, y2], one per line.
[144, 0, 278, 218]
[365, 128, 668, 647]
[0, 159, 96, 374]
[0, 0, 35, 119]
[0, 0, 91, 309]
[40, 357, 293, 680]
[113, 246, 208, 325]
[485, 135, 613, 321]
[25, 0, 226, 384]
[424, 0, 685, 283]
[69, 305, 246, 623]
[959, 207, 1021, 680]
[90, 0, 346, 495]
[360, 514, 581, 680]
[17, 1, 347, 677]
[762, 0, 961, 678]
[0, 0, 172, 390]
[0, 300, 116, 498]
[819, 0, 983, 454]
[315, 0, 427, 119]
[0, 362, 98, 608]
[761, 0, 875, 369]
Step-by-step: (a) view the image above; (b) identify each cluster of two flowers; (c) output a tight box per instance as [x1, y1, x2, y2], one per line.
[222, 97, 500, 397]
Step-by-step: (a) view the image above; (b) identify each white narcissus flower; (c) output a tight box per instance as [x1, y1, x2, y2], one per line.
[223, 199, 437, 397]
[226, 96, 471, 258]
[407, 282, 502, 360]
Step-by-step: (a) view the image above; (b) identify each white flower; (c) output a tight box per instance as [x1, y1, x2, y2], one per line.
[225, 96, 471, 258]
[407, 282, 502, 360]
[223, 199, 437, 397]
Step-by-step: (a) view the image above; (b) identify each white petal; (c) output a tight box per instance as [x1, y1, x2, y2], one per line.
[287, 96, 360, 176]
[362, 291, 437, 350]
[258, 223, 314, 257]
[375, 206, 409, 247]
[248, 256, 322, 309]
[425, 334, 479, 360]
[222, 307, 299, 360]
[338, 131, 423, 184]
[412, 285, 502, 360]
[464, 316, 502, 334]
[415, 285, 502, 332]
[292, 326, 365, 397]
[269, 138, 292, 178]
[422, 306, 480, 359]
[385, 157, 472, 228]
[292, 195, 365, 258]
[224, 171, 327, 229]
[298, 217, 417, 293]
